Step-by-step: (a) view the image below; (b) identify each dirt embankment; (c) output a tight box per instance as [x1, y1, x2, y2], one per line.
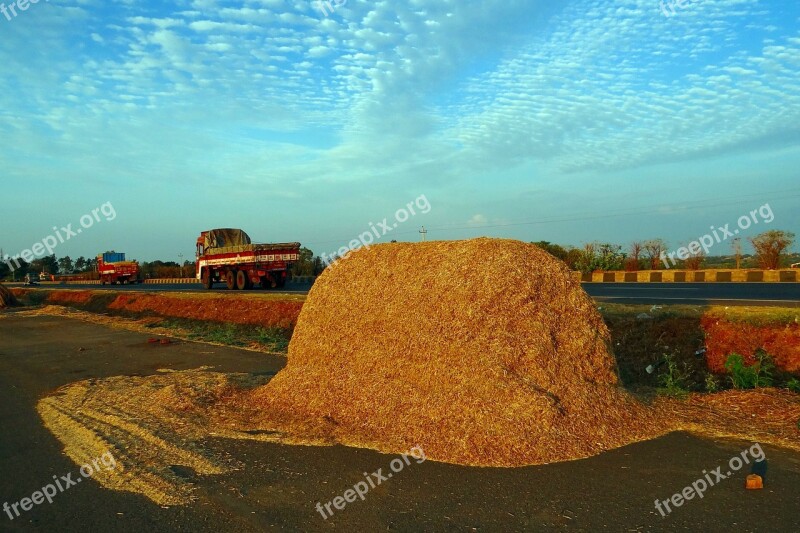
[9, 290, 800, 375]
[11, 289, 304, 330]
[702, 311, 800, 373]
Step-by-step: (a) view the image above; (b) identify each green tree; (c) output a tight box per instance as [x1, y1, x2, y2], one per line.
[575, 242, 624, 273]
[532, 241, 569, 262]
[58, 256, 74, 273]
[75, 256, 87, 272]
[0, 250, 9, 280]
[563, 248, 583, 271]
[290, 247, 316, 277]
[32, 254, 59, 275]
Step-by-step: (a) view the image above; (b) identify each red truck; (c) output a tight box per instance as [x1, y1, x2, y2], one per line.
[195, 229, 300, 290]
[98, 252, 141, 285]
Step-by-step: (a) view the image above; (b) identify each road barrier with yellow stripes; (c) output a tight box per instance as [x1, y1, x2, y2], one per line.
[572, 269, 798, 282]
[24, 270, 800, 286]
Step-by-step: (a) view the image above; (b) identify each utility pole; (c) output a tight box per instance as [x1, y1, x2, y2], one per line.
[178, 253, 184, 278]
[732, 238, 742, 269]
[419, 226, 427, 242]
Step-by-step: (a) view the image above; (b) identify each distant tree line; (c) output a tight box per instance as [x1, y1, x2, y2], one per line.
[533, 230, 796, 274]
[0, 251, 197, 281]
[1, 231, 796, 281]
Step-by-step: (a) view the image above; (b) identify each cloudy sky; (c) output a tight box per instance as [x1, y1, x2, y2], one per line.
[1, 0, 798, 262]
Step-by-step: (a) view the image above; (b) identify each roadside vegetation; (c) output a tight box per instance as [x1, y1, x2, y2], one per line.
[600, 304, 800, 398]
[534, 230, 796, 274]
[146, 318, 291, 354]
[3, 230, 797, 283]
[6, 288, 799, 393]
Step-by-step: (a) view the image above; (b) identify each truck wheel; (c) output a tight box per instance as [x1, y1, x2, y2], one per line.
[236, 270, 250, 290]
[225, 271, 236, 290]
[202, 270, 213, 290]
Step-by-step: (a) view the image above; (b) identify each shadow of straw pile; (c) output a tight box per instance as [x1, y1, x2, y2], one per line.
[0, 283, 19, 309]
[36, 239, 800, 504]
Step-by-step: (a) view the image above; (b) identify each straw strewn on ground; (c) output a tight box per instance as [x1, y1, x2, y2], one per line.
[37, 370, 260, 505]
[31, 239, 800, 505]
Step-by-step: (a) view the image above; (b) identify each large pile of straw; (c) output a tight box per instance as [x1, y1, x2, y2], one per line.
[0, 283, 18, 309]
[247, 239, 671, 466]
[32, 240, 800, 504]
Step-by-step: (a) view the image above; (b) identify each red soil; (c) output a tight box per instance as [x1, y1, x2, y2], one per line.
[106, 293, 302, 329]
[702, 316, 800, 373]
[44, 291, 95, 305]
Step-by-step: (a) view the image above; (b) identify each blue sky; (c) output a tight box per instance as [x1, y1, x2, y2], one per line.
[1, 0, 798, 262]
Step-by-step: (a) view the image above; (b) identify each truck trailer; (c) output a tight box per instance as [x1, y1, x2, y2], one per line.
[195, 228, 300, 290]
[98, 252, 141, 285]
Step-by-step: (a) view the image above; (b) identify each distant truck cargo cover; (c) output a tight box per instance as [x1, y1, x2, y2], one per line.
[97, 251, 141, 285]
[196, 228, 300, 290]
[102, 252, 126, 263]
[201, 228, 251, 250]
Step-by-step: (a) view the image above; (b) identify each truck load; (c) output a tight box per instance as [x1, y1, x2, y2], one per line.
[98, 252, 141, 285]
[195, 229, 300, 290]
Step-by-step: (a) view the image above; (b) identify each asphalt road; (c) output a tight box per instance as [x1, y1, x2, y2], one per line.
[6, 282, 312, 295]
[583, 282, 800, 307]
[8, 282, 800, 306]
[2, 313, 799, 532]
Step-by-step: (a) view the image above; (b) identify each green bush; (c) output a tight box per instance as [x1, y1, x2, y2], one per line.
[658, 353, 689, 398]
[704, 374, 720, 393]
[724, 350, 774, 389]
[787, 378, 800, 393]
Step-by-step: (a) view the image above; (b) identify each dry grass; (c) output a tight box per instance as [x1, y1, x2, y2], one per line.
[706, 305, 800, 327]
[242, 239, 674, 466]
[10, 288, 305, 329]
[663, 389, 800, 452]
[13, 305, 288, 355]
[30, 239, 800, 506]
[37, 370, 260, 505]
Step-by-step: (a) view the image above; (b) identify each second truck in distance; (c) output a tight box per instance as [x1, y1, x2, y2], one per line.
[98, 252, 141, 285]
[195, 228, 300, 290]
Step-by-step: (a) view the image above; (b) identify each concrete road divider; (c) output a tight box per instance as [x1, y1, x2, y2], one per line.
[576, 269, 798, 283]
[143, 278, 200, 284]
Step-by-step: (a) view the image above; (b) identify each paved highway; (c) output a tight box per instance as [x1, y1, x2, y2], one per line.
[6, 282, 312, 295]
[583, 282, 800, 307]
[7, 281, 800, 306]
